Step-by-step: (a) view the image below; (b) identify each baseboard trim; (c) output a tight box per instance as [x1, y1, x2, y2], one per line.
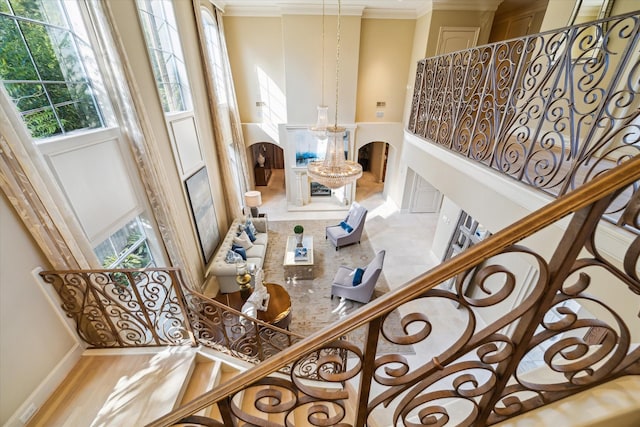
[3, 343, 84, 427]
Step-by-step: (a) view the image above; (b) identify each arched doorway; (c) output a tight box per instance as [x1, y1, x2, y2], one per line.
[356, 141, 388, 202]
[250, 142, 284, 187]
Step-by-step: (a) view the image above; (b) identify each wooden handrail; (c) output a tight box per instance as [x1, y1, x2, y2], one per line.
[147, 155, 640, 426]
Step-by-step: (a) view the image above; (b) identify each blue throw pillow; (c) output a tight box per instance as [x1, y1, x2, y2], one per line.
[245, 219, 258, 236]
[352, 268, 365, 286]
[244, 226, 256, 242]
[232, 244, 247, 260]
[340, 221, 353, 233]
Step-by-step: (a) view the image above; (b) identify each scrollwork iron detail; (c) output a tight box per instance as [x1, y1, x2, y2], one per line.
[408, 12, 640, 213]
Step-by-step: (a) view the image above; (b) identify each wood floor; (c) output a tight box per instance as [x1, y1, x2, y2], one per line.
[25, 347, 242, 427]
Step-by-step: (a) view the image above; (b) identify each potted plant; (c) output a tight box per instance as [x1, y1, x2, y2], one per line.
[293, 224, 304, 246]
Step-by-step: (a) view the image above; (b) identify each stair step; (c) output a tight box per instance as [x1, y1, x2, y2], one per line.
[179, 355, 222, 419]
[90, 347, 198, 427]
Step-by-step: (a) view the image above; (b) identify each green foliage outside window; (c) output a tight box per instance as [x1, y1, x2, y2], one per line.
[102, 232, 153, 287]
[0, 0, 103, 138]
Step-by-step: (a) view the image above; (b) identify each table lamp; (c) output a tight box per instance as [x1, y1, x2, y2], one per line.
[244, 190, 262, 217]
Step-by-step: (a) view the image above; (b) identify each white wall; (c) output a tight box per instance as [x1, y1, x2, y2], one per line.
[0, 194, 79, 425]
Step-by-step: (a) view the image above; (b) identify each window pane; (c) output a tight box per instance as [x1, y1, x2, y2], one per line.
[95, 218, 156, 269]
[48, 82, 101, 131]
[8, 0, 46, 22]
[22, 106, 62, 138]
[18, 21, 66, 81]
[137, 0, 192, 113]
[3, 82, 48, 111]
[0, 0, 109, 139]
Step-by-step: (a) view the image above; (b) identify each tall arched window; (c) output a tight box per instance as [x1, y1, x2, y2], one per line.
[200, 7, 245, 205]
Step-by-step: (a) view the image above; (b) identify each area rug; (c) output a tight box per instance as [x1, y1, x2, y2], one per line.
[262, 219, 414, 355]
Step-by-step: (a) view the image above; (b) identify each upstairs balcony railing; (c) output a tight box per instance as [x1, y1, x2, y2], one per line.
[408, 11, 639, 200]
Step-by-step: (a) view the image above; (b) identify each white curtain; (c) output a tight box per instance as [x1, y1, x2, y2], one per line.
[192, 1, 251, 219]
[0, 90, 98, 270]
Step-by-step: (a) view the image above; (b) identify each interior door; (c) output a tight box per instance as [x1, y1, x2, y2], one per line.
[409, 173, 442, 213]
[435, 26, 480, 55]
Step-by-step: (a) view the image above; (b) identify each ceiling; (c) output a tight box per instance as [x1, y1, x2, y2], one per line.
[213, 0, 513, 18]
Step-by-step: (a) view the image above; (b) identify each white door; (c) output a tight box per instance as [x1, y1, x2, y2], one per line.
[436, 27, 480, 55]
[410, 173, 442, 213]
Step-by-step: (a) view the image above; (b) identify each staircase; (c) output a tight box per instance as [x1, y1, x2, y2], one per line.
[24, 346, 361, 427]
[25, 347, 244, 427]
[27, 11, 639, 426]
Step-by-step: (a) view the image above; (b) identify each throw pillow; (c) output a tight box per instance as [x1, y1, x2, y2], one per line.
[352, 267, 365, 286]
[233, 230, 253, 249]
[340, 221, 354, 233]
[245, 219, 258, 236]
[244, 226, 256, 242]
[225, 250, 243, 264]
[231, 244, 247, 260]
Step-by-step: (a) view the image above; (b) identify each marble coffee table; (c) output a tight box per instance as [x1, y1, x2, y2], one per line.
[283, 235, 314, 279]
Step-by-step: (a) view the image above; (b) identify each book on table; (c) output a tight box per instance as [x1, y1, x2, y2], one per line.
[294, 247, 308, 261]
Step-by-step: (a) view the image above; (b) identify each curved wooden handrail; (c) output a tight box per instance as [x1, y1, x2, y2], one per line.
[147, 155, 640, 426]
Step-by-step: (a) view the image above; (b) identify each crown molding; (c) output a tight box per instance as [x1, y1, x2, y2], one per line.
[280, 4, 365, 16]
[215, 1, 504, 18]
[363, 8, 421, 19]
[429, 0, 504, 12]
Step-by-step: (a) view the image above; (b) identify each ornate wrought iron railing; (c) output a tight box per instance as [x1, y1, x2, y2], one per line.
[408, 11, 639, 199]
[39, 268, 306, 367]
[147, 154, 639, 426]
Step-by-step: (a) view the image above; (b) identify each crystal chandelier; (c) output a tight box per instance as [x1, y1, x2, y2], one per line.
[308, 0, 362, 189]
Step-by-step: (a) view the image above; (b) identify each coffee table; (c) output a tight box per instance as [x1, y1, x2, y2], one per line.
[283, 235, 314, 279]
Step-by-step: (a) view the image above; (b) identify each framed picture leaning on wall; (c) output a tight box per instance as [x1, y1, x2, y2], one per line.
[185, 166, 220, 263]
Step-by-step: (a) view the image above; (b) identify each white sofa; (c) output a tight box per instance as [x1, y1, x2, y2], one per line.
[210, 217, 269, 294]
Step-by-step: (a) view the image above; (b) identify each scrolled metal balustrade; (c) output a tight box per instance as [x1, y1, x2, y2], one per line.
[39, 268, 350, 379]
[408, 11, 639, 201]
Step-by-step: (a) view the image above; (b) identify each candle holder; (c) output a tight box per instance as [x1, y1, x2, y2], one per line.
[236, 262, 252, 298]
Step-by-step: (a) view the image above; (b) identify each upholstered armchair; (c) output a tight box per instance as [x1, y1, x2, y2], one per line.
[325, 202, 367, 250]
[330, 250, 385, 304]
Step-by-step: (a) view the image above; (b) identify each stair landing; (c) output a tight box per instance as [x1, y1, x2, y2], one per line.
[25, 347, 213, 427]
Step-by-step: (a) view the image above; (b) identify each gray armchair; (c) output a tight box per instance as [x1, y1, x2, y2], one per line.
[331, 250, 385, 304]
[325, 202, 367, 250]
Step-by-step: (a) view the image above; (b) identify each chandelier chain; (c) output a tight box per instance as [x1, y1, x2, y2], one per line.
[334, 0, 341, 128]
[321, 0, 325, 106]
